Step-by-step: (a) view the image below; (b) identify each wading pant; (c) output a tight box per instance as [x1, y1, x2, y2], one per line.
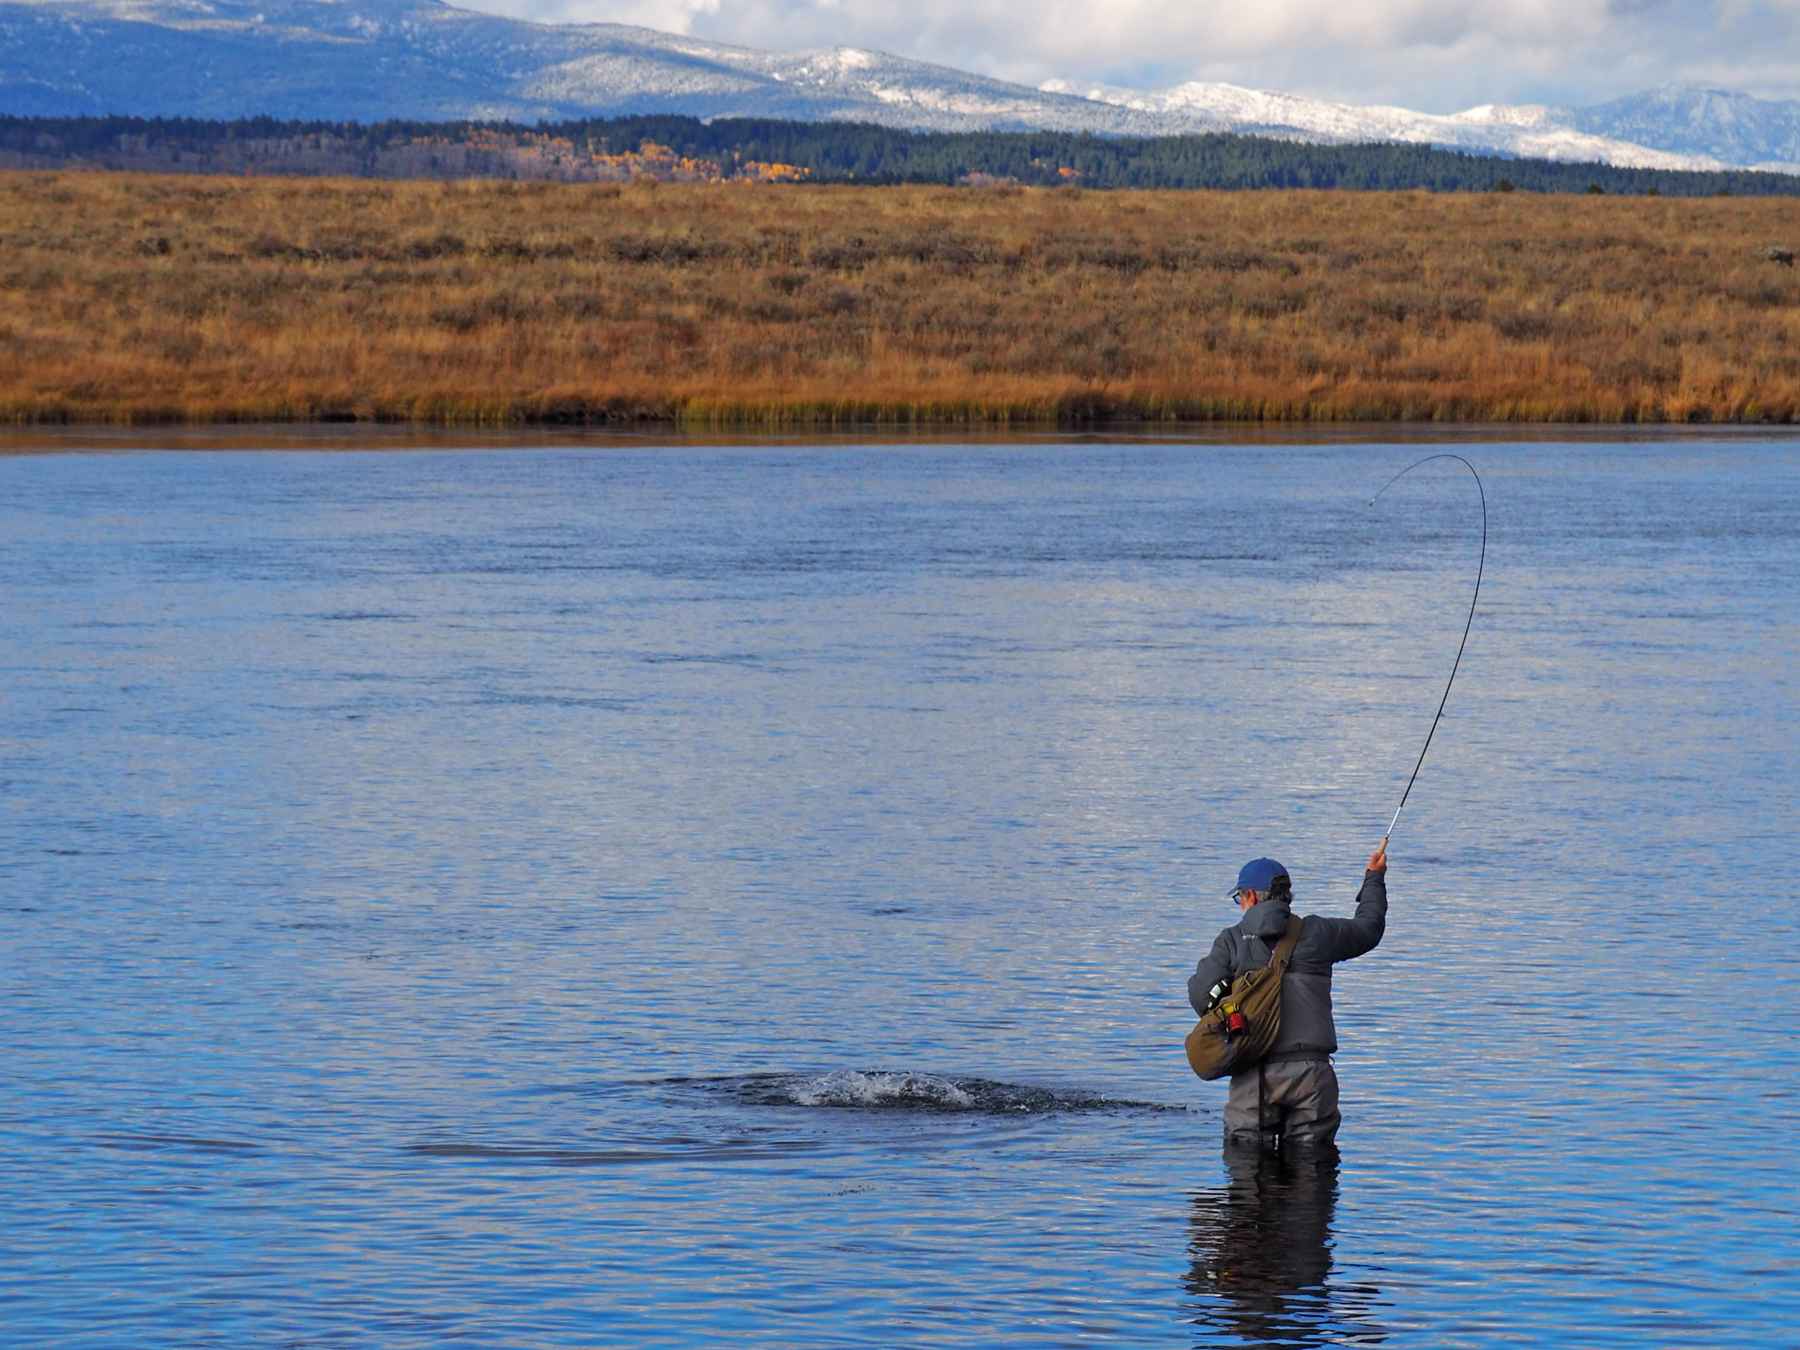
[1225, 1056, 1340, 1151]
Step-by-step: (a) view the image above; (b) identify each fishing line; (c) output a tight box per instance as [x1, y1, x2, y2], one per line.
[1369, 453, 1486, 848]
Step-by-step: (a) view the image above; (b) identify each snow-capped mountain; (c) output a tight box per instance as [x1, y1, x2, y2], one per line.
[0, 0, 1215, 130]
[2, 0, 1797, 173]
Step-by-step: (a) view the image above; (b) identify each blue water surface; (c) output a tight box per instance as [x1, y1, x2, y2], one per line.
[1, 434, 1795, 1347]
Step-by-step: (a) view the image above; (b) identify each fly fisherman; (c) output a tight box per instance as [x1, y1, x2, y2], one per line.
[1187, 847, 1388, 1151]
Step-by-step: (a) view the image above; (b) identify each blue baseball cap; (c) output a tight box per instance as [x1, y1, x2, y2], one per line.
[1230, 857, 1289, 898]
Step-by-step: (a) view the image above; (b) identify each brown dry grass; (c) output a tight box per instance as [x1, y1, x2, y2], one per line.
[3, 170, 1799, 425]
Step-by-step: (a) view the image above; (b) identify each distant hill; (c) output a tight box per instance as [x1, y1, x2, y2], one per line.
[1565, 87, 1800, 169]
[2, 0, 1797, 174]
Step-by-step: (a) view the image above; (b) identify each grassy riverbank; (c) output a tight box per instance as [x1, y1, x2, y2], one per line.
[4, 171, 1799, 425]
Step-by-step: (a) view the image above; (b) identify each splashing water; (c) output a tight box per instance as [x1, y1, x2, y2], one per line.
[790, 1071, 976, 1110]
[693, 1071, 1182, 1114]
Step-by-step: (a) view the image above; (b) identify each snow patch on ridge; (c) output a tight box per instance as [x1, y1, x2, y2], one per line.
[1050, 77, 1727, 170]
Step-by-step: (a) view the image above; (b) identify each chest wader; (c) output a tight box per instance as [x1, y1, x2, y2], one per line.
[1215, 918, 1341, 1150]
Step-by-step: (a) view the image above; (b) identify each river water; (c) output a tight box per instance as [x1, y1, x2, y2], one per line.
[2, 434, 1796, 1346]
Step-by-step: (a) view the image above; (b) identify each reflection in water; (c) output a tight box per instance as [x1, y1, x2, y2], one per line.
[1184, 1146, 1386, 1347]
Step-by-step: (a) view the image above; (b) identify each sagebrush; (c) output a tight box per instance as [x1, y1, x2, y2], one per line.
[3, 172, 1798, 424]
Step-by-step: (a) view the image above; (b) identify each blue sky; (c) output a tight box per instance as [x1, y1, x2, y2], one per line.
[462, 0, 1800, 110]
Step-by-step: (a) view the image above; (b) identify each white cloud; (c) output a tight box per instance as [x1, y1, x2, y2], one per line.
[468, 0, 1800, 108]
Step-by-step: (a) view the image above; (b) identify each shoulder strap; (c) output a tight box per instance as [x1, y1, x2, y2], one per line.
[1271, 914, 1304, 970]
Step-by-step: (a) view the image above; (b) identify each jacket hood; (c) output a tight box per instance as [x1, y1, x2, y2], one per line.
[1239, 898, 1294, 939]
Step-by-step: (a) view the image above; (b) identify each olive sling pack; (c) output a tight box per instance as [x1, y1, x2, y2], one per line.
[1184, 914, 1303, 1082]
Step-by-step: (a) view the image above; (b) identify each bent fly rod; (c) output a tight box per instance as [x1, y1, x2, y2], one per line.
[1370, 453, 1486, 850]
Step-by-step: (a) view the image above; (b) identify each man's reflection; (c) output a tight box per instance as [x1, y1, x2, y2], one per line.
[1183, 1145, 1385, 1347]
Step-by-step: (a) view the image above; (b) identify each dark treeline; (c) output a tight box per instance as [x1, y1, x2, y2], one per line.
[596, 116, 1800, 195]
[4, 113, 1798, 196]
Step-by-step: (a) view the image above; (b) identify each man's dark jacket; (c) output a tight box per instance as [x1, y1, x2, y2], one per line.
[1187, 872, 1387, 1058]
